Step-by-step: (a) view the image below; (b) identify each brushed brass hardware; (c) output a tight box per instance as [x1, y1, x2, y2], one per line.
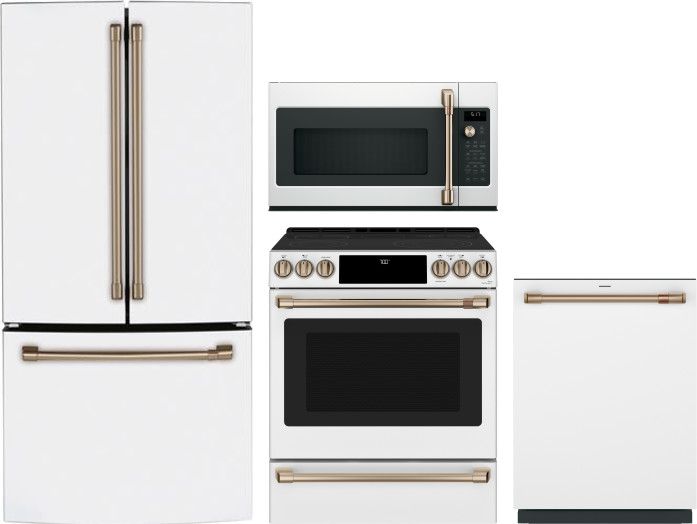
[316, 260, 335, 278]
[276, 297, 489, 309]
[295, 259, 313, 278]
[275, 468, 490, 484]
[131, 23, 144, 300]
[22, 344, 233, 362]
[431, 259, 450, 278]
[274, 259, 293, 278]
[464, 125, 476, 138]
[474, 260, 492, 278]
[441, 88, 455, 205]
[453, 260, 471, 278]
[110, 25, 123, 300]
[524, 293, 686, 304]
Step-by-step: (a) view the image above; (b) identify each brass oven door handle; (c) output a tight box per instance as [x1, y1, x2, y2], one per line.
[276, 297, 489, 309]
[131, 23, 144, 300]
[22, 344, 233, 362]
[441, 88, 455, 205]
[276, 468, 490, 484]
[110, 25, 123, 300]
[524, 293, 686, 304]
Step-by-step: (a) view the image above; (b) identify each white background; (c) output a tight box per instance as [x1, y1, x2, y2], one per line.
[2, 0, 697, 523]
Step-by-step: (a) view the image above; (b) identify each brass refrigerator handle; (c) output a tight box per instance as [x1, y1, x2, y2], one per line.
[440, 88, 454, 205]
[110, 25, 123, 300]
[276, 297, 489, 309]
[131, 23, 144, 300]
[276, 468, 490, 484]
[21, 344, 233, 362]
[524, 293, 686, 304]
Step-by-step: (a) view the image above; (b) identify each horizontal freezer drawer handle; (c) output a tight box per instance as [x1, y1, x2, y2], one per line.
[524, 293, 686, 304]
[276, 468, 490, 484]
[21, 344, 233, 362]
[276, 297, 490, 309]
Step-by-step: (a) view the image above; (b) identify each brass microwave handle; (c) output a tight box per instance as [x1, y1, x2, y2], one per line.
[524, 293, 686, 304]
[110, 25, 123, 300]
[276, 297, 489, 309]
[441, 88, 455, 205]
[276, 468, 490, 484]
[22, 344, 233, 362]
[131, 23, 144, 300]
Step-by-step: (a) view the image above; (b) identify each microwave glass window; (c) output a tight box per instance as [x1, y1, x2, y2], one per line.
[284, 318, 482, 426]
[293, 128, 428, 176]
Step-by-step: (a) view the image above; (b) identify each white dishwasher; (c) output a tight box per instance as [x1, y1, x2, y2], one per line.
[514, 279, 696, 524]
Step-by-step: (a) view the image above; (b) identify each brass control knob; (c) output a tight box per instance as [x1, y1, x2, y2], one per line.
[317, 259, 335, 278]
[464, 125, 476, 138]
[295, 259, 314, 278]
[453, 260, 471, 278]
[274, 259, 293, 278]
[474, 260, 492, 278]
[431, 259, 450, 278]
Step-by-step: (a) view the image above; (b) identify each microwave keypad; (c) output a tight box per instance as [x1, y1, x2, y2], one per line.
[459, 108, 490, 186]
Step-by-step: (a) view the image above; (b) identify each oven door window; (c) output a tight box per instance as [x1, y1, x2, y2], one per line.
[284, 318, 482, 426]
[276, 108, 451, 187]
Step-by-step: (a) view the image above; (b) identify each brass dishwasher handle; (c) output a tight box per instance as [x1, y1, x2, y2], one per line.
[524, 293, 686, 304]
[110, 25, 123, 300]
[441, 88, 454, 205]
[131, 23, 144, 300]
[276, 297, 489, 309]
[276, 468, 490, 484]
[22, 344, 232, 362]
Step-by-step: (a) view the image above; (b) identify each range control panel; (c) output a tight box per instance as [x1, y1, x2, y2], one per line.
[270, 251, 496, 289]
[459, 108, 490, 186]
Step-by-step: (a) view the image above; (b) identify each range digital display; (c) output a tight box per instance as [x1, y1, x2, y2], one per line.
[339, 255, 427, 284]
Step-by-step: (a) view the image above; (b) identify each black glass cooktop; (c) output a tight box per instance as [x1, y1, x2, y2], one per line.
[272, 228, 494, 251]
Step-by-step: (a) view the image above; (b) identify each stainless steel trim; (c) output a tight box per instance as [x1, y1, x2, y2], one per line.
[22, 344, 233, 362]
[131, 23, 144, 300]
[110, 24, 123, 300]
[275, 468, 490, 484]
[441, 88, 454, 205]
[524, 293, 686, 304]
[276, 297, 490, 309]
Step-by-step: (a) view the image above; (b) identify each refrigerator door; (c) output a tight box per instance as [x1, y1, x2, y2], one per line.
[128, 2, 252, 323]
[3, 329, 251, 524]
[1, 2, 126, 324]
[514, 279, 696, 510]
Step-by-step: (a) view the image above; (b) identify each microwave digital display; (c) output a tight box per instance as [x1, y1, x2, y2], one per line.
[462, 110, 487, 121]
[339, 255, 427, 284]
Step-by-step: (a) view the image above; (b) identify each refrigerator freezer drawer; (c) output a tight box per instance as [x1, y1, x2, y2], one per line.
[270, 461, 496, 524]
[3, 330, 251, 524]
[514, 279, 696, 510]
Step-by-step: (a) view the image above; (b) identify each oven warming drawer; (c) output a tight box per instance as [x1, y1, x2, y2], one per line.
[270, 461, 496, 524]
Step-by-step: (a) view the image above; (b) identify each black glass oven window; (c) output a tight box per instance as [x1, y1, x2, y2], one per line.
[306, 332, 459, 412]
[293, 128, 428, 176]
[284, 318, 482, 426]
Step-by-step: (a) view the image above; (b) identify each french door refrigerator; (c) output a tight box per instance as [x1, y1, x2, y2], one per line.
[1, 2, 252, 523]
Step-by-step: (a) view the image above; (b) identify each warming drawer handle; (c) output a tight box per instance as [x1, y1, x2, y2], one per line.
[110, 25, 123, 300]
[21, 344, 233, 362]
[131, 23, 144, 300]
[524, 293, 686, 304]
[276, 297, 489, 309]
[441, 88, 455, 206]
[276, 468, 490, 484]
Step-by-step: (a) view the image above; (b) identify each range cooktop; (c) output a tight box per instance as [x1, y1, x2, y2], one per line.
[272, 228, 494, 252]
[270, 228, 496, 289]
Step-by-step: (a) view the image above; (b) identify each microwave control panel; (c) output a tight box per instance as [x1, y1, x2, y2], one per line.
[459, 108, 490, 186]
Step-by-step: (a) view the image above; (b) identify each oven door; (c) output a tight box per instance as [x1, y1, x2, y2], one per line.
[269, 82, 497, 209]
[270, 288, 496, 459]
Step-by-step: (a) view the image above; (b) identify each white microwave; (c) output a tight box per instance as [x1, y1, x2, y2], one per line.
[269, 82, 498, 210]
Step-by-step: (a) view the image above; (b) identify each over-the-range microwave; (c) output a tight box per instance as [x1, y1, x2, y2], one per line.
[269, 82, 498, 210]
